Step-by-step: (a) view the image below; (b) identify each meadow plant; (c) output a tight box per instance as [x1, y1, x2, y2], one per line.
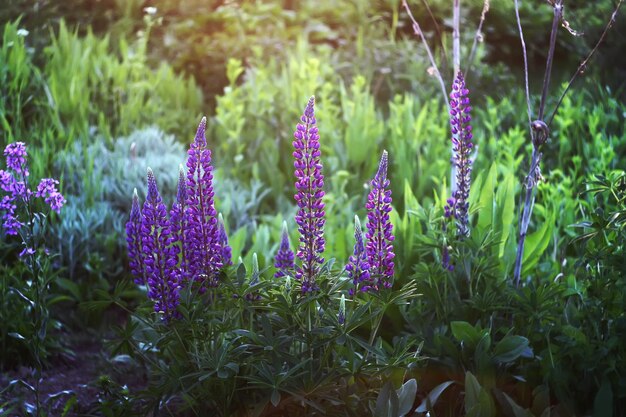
[347, 215, 370, 296]
[0, 142, 65, 416]
[274, 220, 295, 278]
[444, 71, 474, 239]
[365, 150, 395, 289]
[140, 168, 181, 320]
[292, 96, 325, 293]
[184, 117, 222, 288]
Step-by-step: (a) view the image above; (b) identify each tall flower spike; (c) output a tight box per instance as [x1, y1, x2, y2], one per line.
[126, 188, 145, 285]
[217, 213, 232, 267]
[169, 165, 188, 283]
[293, 96, 325, 293]
[184, 117, 222, 288]
[142, 168, 180, 320]
[274, 220, 295, 278]
[448, 71, 474, 238]
[365, 150, 395, 289]
[346, 215, 371, 296]
[338, 294, 346, 325]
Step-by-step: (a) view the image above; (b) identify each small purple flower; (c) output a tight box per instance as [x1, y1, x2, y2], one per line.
[126, 188, 145, 285]
[365, 150, 395, 290]
[141, 168, 180, 320]
[4, 142, 28, 175]
[448, 71, 473, 238]
[169, 165, 189, 283]
[217, 213, 232, 267]
[346, 215, 371, 296]
[338, 294, 346, 325]
[184, 117, 222, 288]
[293, 96, 325, 293]
[274, 221, 295, 278]
[19, 247, 35, 257]
[35, 178, 66, 213]
[0, 143, 64, 236]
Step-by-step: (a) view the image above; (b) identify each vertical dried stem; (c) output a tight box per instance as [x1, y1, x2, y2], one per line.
[514, 0, 533, 127]
[402, 0, 450, 110]
[453, 0, 461, 76]
[513, 1, 562, 287]
[465, 0, 490, 80]
[548, 0, 624, 126]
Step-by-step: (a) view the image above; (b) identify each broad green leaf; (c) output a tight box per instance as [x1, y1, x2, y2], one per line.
[451, 321, 480, 347]
[493, 336, 529, 363]
[593, 378, 613, 417]
[397, 379, 418, 417]
[496, 173, 516, 258]
[416, 381, 455, 413]
[465, 371, 481, 412]
[522, 215, 553, 275]
[477, 163, 497, 231]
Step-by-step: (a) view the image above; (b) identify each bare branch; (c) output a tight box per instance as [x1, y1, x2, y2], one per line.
[538, 0, 563, 120]
[402, 0, 450, 109]
[548, 0, 624, 127]
[514, 0, 533, 128]
[465, 0, 490, 80]
[420, 0, 449, 70]
[453, 0, 461, 75]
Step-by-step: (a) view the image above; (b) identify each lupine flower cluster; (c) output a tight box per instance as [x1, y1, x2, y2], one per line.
[126, 118, 232, 320]
[184, 117, 223, 288]
[365, 150, 395, 290]
[274, 221, 295, 278]
[346, 215, 370, 296]
[277, 99, 396, 297]
[0, 142, 66, 236]
[292, 96, 326, 293]
[444, 71, 474, 238]
[141, 168, 181, 320]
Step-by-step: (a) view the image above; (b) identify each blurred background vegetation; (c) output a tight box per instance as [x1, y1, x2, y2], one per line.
[1, 0, 625, 415]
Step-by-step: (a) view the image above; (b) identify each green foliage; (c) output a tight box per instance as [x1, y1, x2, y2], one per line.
[97, 269, 420, 415]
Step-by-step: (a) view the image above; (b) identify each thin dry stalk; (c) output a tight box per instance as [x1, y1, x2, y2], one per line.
[465, 0, 490, 80]
[548, 0, 624, 126]
[402, 0, 450, 109]
[453, 0, 461, 75]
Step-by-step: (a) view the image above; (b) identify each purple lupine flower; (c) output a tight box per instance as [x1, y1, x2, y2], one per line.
[365, 150, 395, 290]
[346, 215, 371, 296]
[35, 178, 66, 213]
[293, 96, 325, 293]
[4, 142, 28, 175]
[0, 143, 64, 235]
[184, 117, 222, 288]
[126, 188, 145, 285]
[169, 165, 189, 283]
[338, 294, 346, 325]
[274, 220, 295, 278]
[217, 213, 232, 267]
[448, 71, 473, 238]
[141, 168, 180, 320]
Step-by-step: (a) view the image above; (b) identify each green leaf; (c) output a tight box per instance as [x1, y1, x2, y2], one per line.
[416, 381, 455, 413]
[375, 381, 399, 417]
[493, 336, 529, 363]
[500, 391, 535, 417]
[496, 173, 516, 258]
[397, 379, 417, 417]
[593, 378, 613, 417]
[270, 389, 281, 407]
[465, 371, 481, 412]
[522, 216, 553, 275]
[476, 163, 497, 231]
[451, 321, 480, 347]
